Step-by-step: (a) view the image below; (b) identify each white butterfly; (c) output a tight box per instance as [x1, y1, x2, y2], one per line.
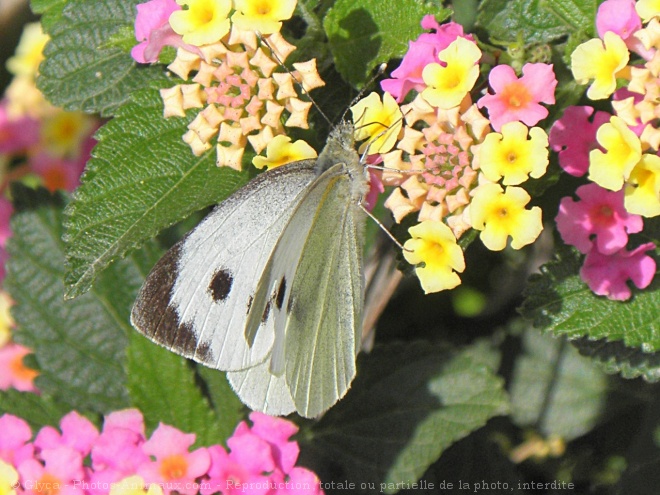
[130, 122, 368, 418]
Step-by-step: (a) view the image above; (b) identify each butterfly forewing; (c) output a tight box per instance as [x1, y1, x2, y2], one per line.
[130, 161, 318, 371]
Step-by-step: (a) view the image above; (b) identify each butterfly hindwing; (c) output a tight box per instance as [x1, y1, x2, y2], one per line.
[227, 358, 295, 416]
[130, 161, 318, 371]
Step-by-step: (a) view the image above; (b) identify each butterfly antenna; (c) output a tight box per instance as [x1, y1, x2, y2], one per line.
[338, 63, 388, 123]
[358, 203, 411, 252]
[257, 32, 333, 127]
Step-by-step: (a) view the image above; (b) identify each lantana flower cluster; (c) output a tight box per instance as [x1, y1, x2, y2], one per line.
[351, 16, 556, 294]
[0, 23, 97, 392]
[551, 0, 660, 300]
[0, 409, 323, 495]
[132, 0, 322, 170]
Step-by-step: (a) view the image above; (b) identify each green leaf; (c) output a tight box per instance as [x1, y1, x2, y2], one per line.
[126, 332, 238, 446]
[421, 428, 527, 494]
[63, 88, 250, 298]
[510, 329, 608, 440]
[572, 337, 660, 383]
[37, 0, 169, 116]
[477, 0, 577, 45]
[0, 390, 72, 431]
[30, 0, 67, 30]
[520, 248, 660, 351]
[324, 0, 449, 87]
[298, 342, 509, 494]
[5, 186, 158, 414]
[196, 365, 245, 443]
[542, 0, 597, 36]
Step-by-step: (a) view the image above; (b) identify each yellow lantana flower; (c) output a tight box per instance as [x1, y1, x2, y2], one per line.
[571, 31, 629, 100]
[421, 37, 481, 109]
[252, 135, 317, 169]
[589, 116, 642, 191]
[0, 293, 14, 349]
[6, 22, 48, 78]
[625, 153, 660, 217]
[350, 91, 403, 154]
[403, 221, 465, 294]
[109, 476, 164, 495]
[0, 460, 19, 495]
[231, 0, 297, 34]
[169, 0, 232, 46]
[478, 122, 548, 185]
[470, 183, 543, 251]
[636, 0, 660, 22]
[41, 111, 96, 158]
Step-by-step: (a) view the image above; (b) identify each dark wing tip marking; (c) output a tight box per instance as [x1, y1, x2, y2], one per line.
[208, 268, 234, 302]
[132, 243, 213, 365]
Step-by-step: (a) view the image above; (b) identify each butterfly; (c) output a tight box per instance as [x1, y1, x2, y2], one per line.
[130, 121, 369, 418]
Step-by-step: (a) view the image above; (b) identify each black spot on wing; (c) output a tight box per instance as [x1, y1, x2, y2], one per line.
[208, 268, 233, 302]
[131, 242, 214, 366]
[275, 277, 287, 310]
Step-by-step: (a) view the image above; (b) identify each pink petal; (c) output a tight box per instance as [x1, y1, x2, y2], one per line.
[520, 63, 557, 104]
[549, 106, 610, 176]
[556, 184, 643, 255]
[142, 423, 196, 458]
[102, 408, 146, 437]
[485, 64, 518, 94]
[596, 0, 641, 41]
[227, 431, 276, 474]
[581, 242, 656, 300]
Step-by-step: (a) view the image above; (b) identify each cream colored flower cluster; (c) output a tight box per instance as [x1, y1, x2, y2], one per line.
[160, 28, 324, 170]
[382, 95, 491, 239]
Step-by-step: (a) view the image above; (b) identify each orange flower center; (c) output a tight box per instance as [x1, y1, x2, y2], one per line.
[591, 204, 615, 227]
[10, 352, 38, 381]
[35, 473, 61, 495]
[43, 167, 68, 192]
[502, 81, 532, 109]
[160, 454, 188, 480]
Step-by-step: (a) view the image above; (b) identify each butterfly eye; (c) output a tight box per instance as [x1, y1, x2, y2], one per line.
[208, 268, 234, 302]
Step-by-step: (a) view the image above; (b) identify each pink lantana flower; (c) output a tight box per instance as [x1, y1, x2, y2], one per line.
[138, 424, 210, 495]
[201, 445, 272, 495]
[0, 101, 40, 154]
[237, 412, 299, 474]
[19, 446, 85, 495]
[34, 411, 99, 457]
[0, 414, 34, 466]
[89, 410, 149, 495]
[597, 0, 653, 59]
[381, 16, 473, 102]
[556, 183, 643, 255]
[549, 106, 610, 177]
[0, 344, 38, 393]
[581, 242, 656, 300]
[477, 63, 557, 131]
[131, 0, 188, 64]
[597, 0, 641, 40]
[30, 152, 87, 193]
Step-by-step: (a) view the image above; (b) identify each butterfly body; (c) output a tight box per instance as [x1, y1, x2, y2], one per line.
[131, 122, 368, 417]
